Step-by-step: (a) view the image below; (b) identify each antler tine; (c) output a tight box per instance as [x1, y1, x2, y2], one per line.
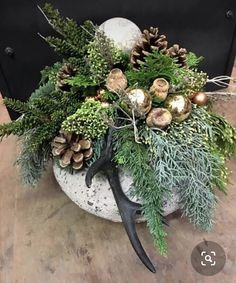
[85, 157, 107, 187]
[105, 165, 156, 273]
[85, 128, 157, 272]
[86, 128, 114, 188]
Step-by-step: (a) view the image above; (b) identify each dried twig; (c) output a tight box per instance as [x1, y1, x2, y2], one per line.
[37, 5, 65, 37]
[205, 91, 236, 101]
[207, 76, 236, 88]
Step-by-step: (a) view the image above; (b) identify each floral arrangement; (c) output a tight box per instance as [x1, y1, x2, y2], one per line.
[1, 3, 236, 272]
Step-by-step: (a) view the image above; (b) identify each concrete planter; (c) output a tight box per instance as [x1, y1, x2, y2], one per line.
[53, 163, 179, 222]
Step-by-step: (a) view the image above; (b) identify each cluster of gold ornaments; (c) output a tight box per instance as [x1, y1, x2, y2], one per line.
[105, 68, 208, 129]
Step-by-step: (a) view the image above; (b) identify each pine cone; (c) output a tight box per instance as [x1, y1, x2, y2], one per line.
[56, 63, 76, 91]
[167, 44, 187, 67]
[51, 130, 93, 170]
[130, 27, 168, 69]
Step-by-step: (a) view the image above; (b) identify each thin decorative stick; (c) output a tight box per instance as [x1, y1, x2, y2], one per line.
[205, 91, 236, 101]
[205, 91, 236, 96]
[80, 24, 96, 38]
[132, 110, 141, 144]
[37, 5, 64, 37]
[37, 32, 57, 48]
[207, 76, 236, 88]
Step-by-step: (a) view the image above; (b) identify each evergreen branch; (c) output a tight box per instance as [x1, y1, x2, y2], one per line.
[185, 52, 204, 69]
[125, 51, 179, 88]
[86, 135, 106, 167]
[208, 112, 236, 158]
[0, 119, 24, 138]
[87, 30, 127, 83]
[62, 100, 113, 139]
[41, 36, 81, 58]
[140, 125, 218, 231]
[4, 97, 50, 123]
[162, 106, 231, 193]
[126, 51, 207, 94]
[113, 128, 168, 255]
[1, 80, 82, 151]
[66, 74, 97, 87]
[28, 123, 58, 152]
[0, 115, 41, 139]
[37, 76, 56, 93]
[37, 4, 65, 36]
[38, 3, 95, 59]
[17, 131, 52, 187]
[3, 97, 31, 114]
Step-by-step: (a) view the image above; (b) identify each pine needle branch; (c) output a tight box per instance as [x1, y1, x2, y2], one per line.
[17, 130, 52, 187]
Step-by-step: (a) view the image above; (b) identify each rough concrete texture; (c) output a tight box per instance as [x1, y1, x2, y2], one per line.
[0, 70, 236, 283]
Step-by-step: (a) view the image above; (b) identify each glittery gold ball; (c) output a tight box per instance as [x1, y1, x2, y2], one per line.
[165, 95, 192, 122]
[127, 88, 152, 117]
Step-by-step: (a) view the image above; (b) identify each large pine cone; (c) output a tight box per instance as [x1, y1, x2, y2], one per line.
[51, 130, 93, 170]
[167, 44, 187, 67]
[130, 27, 168, 69]
[56, 63, 76, 91]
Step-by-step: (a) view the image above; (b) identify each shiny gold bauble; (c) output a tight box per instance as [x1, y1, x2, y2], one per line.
[126, 88, 152, 117]
[165, 95, 192, 122]
[191, 92, 208, 106]
[146, 108, 172, 129]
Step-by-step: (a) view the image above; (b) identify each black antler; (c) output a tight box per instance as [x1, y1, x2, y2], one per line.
[86, 128, 167, 273]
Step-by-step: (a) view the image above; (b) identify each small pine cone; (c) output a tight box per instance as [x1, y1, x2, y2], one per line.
[56, 63, 77, 91]
[167, 44, 187, 67]
[51, 130, 93, 170]
[131, 27, 168, 69]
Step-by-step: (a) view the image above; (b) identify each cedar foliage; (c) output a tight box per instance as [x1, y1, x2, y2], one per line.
[140, 126, 217, 231]
[126, 51, 179, 88]
[113, 128, 168, 255]
[125, 51, 207, 94]
[185, 52, 204, 69]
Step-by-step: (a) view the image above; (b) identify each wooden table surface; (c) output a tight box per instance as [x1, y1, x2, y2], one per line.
[0, 93, 236, 283]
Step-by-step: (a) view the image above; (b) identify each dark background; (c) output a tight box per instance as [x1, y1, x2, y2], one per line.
[0, 0, 236, 119]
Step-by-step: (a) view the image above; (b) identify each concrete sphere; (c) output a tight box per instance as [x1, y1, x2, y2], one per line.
[99, 17, 141, 53]
[53, 164, 179, 222]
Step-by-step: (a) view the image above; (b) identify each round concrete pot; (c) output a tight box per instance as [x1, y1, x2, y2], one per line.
[53, 163, 179, 222]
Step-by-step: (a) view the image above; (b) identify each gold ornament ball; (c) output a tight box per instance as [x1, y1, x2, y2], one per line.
[165, 95, 192, 122]
[192, 92, 208, 106]
[127, 88, 152, 117]
[146, 108, 172, 129]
